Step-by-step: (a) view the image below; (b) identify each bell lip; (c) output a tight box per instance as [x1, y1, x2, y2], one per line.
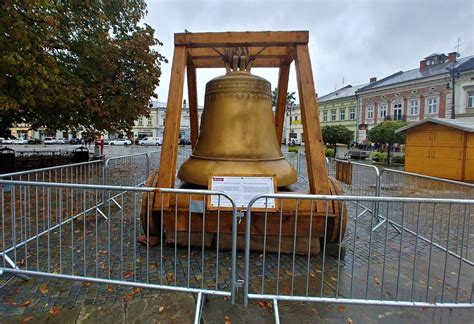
[177, 158, 297, 188]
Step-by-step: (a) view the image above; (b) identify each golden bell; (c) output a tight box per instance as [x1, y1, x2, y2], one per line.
[177, 69, 297, 187]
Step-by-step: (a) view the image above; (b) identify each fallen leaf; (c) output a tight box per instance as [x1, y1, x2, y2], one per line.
[39, 284, 49, 295]
[21, 316, 34, 323]
[124, 271, 133, 279]
[330, 276, 337, 282]
[82, 282, 92, 287]
[107, 285, 114, 292]
[159, 306, 165, 313]
[257, 300, 272, 309]
[20, 300, 31, 307]
[338, 305, 345, 313]
[347, 317, 353, 324]
[49, 306, 60, 317]
[225, 316, 231, 324]
[374, 277, 381, 285]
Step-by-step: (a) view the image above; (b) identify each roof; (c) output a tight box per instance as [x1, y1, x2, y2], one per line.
[318, 83, 368, 102]
[456, 57, 474, 73]
[396, 117, 474, 133]
[357, 55, 474, 93]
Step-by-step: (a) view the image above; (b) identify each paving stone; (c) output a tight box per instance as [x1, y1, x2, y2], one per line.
[76, 302, 125, 323]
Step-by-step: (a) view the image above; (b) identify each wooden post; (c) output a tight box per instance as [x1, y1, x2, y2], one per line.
[156, 45, 187, 204]
[294, 44, 330, 195]
[275, 64, 290, 144]
[187, 63, 199, 149]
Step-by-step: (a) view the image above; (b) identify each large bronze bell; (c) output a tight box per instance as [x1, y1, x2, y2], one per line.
[178, 48, 297, 187]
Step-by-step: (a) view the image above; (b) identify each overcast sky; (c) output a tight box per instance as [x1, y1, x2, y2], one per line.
[144, 0, 474, 105]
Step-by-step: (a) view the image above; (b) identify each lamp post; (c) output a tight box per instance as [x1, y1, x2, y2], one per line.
[286, 101, 294, 146]
[446, 60, 460, 119]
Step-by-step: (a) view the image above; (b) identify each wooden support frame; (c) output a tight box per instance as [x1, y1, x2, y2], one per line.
[155, 31, 330, 208]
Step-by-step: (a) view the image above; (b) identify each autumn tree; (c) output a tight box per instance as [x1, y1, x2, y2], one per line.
[367, 121, 407, 164]
[321, 125, 353, 156]
[0, 0, 166, 135]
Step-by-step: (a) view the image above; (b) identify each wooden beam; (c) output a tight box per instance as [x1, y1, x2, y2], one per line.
[192, 57, 283, 68]
[187, 63, 199, 149]
[157, 45, 187, 198]
[275, 64, 290, 144]
[294, 44, 330, 195]
[175, 31, 309, 47]
[187, 46, 290, 60]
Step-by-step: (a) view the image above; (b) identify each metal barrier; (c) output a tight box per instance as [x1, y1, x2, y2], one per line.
[379, 169, 474, 265]
[104, 153, 150, 187]
[0, 179, 237, 323]
[0, 160, 104, 185]
[148, 150, 162, 173]
[243, 193, 474, 323]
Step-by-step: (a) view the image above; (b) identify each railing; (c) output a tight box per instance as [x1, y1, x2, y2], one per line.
[0, 179, 237, 323]
[244, 193, 474, 323]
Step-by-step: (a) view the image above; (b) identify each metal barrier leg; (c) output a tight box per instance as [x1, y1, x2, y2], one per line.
[273, 298, 280, 324]
[194, 291, 205, 324]
[0, 253, 30, 281]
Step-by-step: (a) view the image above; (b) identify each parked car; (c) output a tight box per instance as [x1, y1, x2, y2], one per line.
[179, 138, 191, 145]
[27, 138, 42, 144]
[109, 138, 132, 146]
[69, 138, 82, 145]
[56, 138, 66, 144]
[2, 137, 15, 144]
[139, 137, 162, 146]
[12, 138, 28, 144]
[43, 137, 57, 144]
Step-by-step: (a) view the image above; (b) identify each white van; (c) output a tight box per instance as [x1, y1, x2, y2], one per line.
[43, 137, 57, 144]
[138, 137, 162, 146]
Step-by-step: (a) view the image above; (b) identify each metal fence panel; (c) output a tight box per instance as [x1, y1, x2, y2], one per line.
[0, 160, 104, 185]
[243, 194, 474, 311]
[0, 180, 238, 321]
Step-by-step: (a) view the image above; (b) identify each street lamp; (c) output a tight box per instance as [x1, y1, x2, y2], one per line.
[285, 101, 294, 146]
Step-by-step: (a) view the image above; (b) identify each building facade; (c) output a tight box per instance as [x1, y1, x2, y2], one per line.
[131, 100, 204, 141]
[318, 84, 367, 141]
[453, 57, 474, 122]
[356, 52, 473, 143]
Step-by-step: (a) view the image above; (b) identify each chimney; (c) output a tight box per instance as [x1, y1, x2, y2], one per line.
[420, 59, 427, 72]
[448, 52, 458, 63]
[369, 77, 377, 83]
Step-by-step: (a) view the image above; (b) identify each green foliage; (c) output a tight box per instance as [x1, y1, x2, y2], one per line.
[0, 0, 166, 133]
[288, 146, 298, 153]
[371, 152, 387, 163]
[367, 121, 407, 145]
[322, 125, 353, 146]
[325, 148, 335, 158]
[368, 121, 407, 165]
[392, 155, 405, 164]
[271, 88, 296, 108]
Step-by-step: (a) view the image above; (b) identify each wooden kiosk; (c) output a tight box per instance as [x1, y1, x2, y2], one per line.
[141, 31, 346, 253]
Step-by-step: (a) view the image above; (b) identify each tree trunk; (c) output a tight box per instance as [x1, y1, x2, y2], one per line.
[387, 143, 391, 165]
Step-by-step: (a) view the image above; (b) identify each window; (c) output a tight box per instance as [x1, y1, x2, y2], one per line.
[380, 104, 387, 118]
[349, 108, 356, 120]
[331, 110, 337, 121]
[392, 101, 403, 120]
[468, 91, 474, 108]
[322, 110, 328, 122]
[367, 105, 374, 119]
[409, 100, 419, 115]
[138, 118, 143, 126]
[339, 109, 346, 121]
[147, 118, 152, 126]
[427, 97, 438, 114]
